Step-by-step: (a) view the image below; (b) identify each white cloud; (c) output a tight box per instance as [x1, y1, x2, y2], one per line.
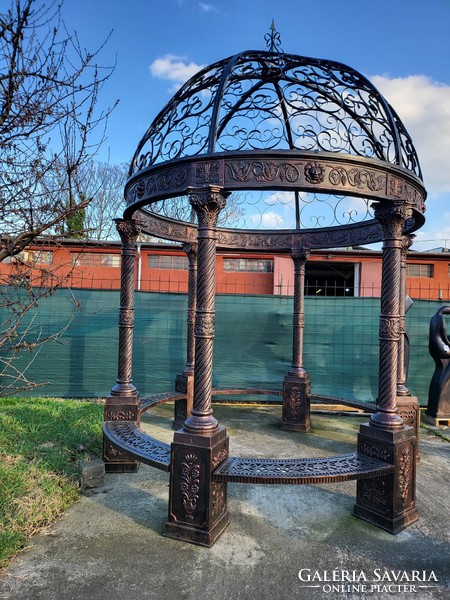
[371, 75, 450, 197]
[199, 2, 222, 13]
[249, 211, 287, 229]
[150, 55, 206, 89]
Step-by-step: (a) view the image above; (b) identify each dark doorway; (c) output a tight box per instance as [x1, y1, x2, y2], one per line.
[305, 261, 355, 296]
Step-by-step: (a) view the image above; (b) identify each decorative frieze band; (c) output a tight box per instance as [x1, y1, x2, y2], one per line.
[135, 211, 390, 250]
[125, 153, 426, 213]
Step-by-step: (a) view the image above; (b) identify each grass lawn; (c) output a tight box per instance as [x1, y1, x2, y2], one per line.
[0, 397, 103, 573]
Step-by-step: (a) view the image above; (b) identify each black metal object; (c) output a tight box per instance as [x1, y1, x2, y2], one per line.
[104, 24, 427, 546]
[426, 306, 450, 421]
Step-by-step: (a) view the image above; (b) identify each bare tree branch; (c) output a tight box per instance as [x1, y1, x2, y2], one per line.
[0, 0, 118, 259]
[0, 0, 118, 395]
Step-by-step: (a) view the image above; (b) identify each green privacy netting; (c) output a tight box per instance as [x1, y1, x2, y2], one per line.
[1, 289, 440, 405]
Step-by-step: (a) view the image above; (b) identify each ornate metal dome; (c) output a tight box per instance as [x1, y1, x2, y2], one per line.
[124, 25, 426, 250]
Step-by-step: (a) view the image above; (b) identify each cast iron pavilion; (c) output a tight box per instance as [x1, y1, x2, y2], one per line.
[103, 25, 426, 546]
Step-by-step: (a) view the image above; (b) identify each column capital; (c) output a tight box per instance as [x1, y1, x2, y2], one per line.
[373, 202, 413, 239]
[183, 242, 198, 262]
[291, 246, 310, 262]
[189, 187, 228, 228]
[401, 234, 415, 256]
[115, 218, 142, 247]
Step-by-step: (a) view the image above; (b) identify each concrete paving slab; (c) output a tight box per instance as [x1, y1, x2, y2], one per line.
[1, 404, 449, 600]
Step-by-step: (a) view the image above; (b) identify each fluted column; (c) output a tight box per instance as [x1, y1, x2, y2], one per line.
[111, 218, 141, 396]
[184, 187, 228, 434]
[370, 203, 412, 429]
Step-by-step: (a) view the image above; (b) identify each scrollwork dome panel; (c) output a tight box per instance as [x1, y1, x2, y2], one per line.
[130, 51, 421, 179]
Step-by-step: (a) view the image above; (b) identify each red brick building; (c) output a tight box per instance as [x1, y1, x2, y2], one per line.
[1, 240, 449, 300]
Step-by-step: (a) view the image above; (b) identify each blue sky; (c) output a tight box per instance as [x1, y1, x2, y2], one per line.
[61, 0, 450, 250]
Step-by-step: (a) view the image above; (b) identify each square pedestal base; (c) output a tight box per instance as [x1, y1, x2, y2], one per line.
[103, 393, 140, 473]
[353, 423, 418, 534]
[165, 427, 229, 547]
[281, 374, 311, 432]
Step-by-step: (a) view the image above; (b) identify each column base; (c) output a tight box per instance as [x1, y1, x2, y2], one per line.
[165, 427, 229, 547]
[353, 422, 418, 534]
[103, 393, 141, 473]
[165, 510, 229, 547]
[281, 373, 311, 432]
[173, 373, 194, 429]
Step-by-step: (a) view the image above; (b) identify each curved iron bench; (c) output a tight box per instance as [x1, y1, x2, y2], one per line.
[103, 390, 391, 483]
[212, 453, 393, 484]
[103, 420, 171, 471]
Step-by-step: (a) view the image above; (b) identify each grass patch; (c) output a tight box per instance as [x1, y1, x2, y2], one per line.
[0, 397, 103, 573]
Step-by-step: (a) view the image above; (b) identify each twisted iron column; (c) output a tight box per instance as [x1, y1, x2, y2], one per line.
[111, 218, 141, 396]
[396, 234, 421, 460]
[397, 235, 414, 396]
[103, 218, 141, 473]
[174, 243, 198, 428]
[370, 203, 412, 429]
[184, 242, 198, 376]
[355, 204, 418, 532]
[167, 188, 230, 546]
[289, 247, 310, 376]
[183, 187, 227, 434]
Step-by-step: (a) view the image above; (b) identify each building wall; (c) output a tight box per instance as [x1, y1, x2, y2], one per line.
[360, 260, 383, 297]
[273, 255, 292, 295]
[1, 241, 450, 301]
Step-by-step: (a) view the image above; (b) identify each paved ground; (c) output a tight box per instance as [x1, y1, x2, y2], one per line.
[1, 404, 449, 600]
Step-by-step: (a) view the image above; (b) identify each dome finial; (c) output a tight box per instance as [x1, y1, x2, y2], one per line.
[265, 19, 282, 53]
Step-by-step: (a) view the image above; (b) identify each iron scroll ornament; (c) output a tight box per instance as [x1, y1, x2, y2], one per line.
[129, 51, 421, 177]
[125, 32, 426, 251]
